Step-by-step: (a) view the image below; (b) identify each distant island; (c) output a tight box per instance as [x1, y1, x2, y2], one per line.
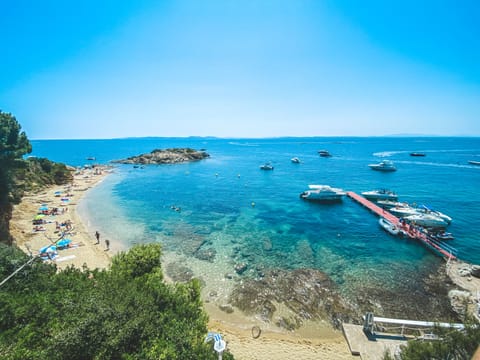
[112, 148, 210, 165]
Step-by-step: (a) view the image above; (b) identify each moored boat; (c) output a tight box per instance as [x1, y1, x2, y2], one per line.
[379, 217, 403, 236]
[368, 159, 397, 172]
[405, 213, 449, 228]
[300, 185, 346, 202]
[361, 189, 398, 201]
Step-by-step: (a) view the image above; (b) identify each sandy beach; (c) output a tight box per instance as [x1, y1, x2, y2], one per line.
[11, 166, 113, 270]
[10, 165, 355, 359]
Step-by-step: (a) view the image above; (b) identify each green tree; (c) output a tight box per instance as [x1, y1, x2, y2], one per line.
[0, 243, 234, 360]
[0, 111, 32, 244]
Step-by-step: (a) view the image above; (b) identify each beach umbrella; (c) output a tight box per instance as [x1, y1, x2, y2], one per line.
[54, 191, 62, 196]
[34, 214, 45, 220]
[38, 205, 49, 211]
[57, 239, 71, 248]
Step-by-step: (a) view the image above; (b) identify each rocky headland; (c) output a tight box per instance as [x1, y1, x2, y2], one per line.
[112, 148, 209, 165]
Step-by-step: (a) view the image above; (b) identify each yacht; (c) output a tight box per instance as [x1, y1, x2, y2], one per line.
[389, 206, 420, 217]
[418, 205, 452, 224]
[405, 214, 449, 228]
[300, 185, 346, 202]
[361, 189, 398, 201]
[318, 150, 332, 157]
[368, 160, 397, 172]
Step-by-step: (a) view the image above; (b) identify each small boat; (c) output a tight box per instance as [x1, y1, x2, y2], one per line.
[361, 189, 398, 201]
[86, 156, 96, 161]
[260, 163, 274, 170]
[291, 157, 300, 163]
[468, 160, 480, 166]
[405, 213, 449, 228]
[410, 152, 426, 157]
[368, 160, 396, 172]
[430, 231, 455, 241]
[318, 150, 332, 157]
[379, 217, 403, 236]
[300, 185, 346, 202]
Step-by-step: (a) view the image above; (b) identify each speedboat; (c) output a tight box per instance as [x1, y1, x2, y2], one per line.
[379, 217, 403, 236]
[389, 206, 420, 217]
[377, 200, 409, 208]
[468, 160, 480, 166]
[405, 214, 449, 228]
[260, 163, 274, 170]
[291, 157, 300, 163]
[361, 189, 398, 201]
[410, 152, 426, 157]
[300, 185, 346, 202]
[368, 160, 396, 172]
[429, 231, 455, 241]
[318, 150, 332, 157]
[417, 205, 452, 224]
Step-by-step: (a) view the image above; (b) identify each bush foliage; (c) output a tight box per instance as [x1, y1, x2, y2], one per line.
[0, 243, 233, 360]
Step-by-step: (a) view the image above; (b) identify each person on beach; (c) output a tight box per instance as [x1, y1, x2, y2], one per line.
[95, 231, 100, 244]
[105, 239, 110, 251]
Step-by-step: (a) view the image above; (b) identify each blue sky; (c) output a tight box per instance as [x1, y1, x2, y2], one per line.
[1, 0, 479, 139]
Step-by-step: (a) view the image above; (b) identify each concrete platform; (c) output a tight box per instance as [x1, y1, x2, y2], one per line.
[342, 323, 409, 360]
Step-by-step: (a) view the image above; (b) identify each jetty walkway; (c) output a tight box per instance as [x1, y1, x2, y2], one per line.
[346, 191, 458, 260]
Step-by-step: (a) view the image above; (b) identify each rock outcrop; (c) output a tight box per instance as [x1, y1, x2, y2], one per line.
[112, 148, 209, 165]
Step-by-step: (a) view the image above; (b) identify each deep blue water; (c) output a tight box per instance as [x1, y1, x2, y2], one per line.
[30, 137, 480, 298]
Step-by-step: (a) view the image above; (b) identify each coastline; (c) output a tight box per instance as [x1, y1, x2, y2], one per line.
[10, 164, 355, 359]
[10, 163, 478, 359]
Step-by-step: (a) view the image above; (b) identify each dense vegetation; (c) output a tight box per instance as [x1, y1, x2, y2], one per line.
[0, 111, 72, 244]
[382, 320, 480, 359]
[0, 243, 232, 359]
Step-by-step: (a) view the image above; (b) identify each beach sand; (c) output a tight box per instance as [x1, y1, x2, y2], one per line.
[11, 166, 113, 270]
[10, 167, 355, 359]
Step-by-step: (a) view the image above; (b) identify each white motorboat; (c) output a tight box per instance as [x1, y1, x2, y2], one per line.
[377, 200, 409, 208]
[368, 159, 397, 172]
[468, 160, 480, 166]
[361, 189, 398, 201]
[291, 157, 300, 163]
[418, 205, 452, 224]
[300, 185, 346, 202]
[405, 214, 449, 228]
[389, 206, 421, 217]
[379, 217, 403, 236]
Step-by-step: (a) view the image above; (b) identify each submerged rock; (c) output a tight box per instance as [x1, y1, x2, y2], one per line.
[229, 268, 357, 329]
[112, 148, 210, 165]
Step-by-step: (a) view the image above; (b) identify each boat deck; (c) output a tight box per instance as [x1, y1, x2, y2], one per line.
[346, 191, 457, 260]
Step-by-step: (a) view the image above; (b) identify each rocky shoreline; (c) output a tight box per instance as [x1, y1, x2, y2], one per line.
[112, 148, 209, 165]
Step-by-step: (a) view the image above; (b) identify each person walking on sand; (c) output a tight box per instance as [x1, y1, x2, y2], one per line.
[95, 231, 100, 244]
[105, 239, 110, 251]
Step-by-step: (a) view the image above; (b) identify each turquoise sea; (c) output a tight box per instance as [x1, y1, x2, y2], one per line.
[30, 137, 480, 317]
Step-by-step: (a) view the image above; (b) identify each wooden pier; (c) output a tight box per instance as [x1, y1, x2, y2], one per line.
[346, 191, 457, 260]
